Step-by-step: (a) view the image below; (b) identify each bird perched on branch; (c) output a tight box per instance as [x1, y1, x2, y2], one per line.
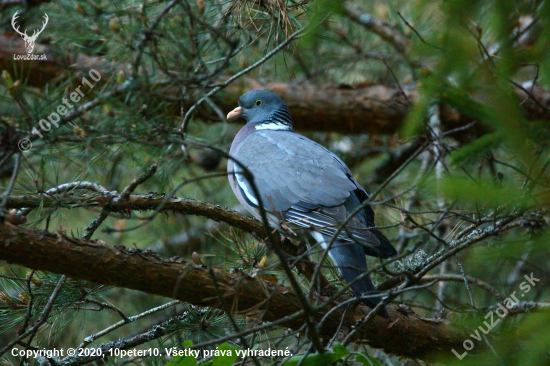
[227, 90, 396, 318]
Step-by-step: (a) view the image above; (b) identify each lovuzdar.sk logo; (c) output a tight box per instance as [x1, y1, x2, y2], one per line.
[11, 10, 48, 61]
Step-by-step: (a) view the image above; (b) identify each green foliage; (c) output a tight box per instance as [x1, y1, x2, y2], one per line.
[438, 176, 534, 208]
[1, 0, 550, 365]
[0, 270, 109, 336]
[355, 352, 384, 366]
[168, 305, 244, 346]
[211, 343, 241, 366]
[166, 341, 198, 366]
[210, 229, 271, 272]
[450, 133, 503, 165]
[282, 344, 349, 366]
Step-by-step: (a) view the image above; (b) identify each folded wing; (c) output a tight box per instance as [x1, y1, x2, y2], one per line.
[233, 130, 395, 258]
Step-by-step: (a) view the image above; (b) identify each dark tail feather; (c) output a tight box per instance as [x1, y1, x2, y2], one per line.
[339, 264, 389, 319]
[325, 240, 390, 319]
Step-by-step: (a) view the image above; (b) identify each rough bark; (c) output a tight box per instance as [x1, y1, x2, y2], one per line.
[0, 222, 472, 361]
[6, 193, 266, 238]
[2, 34, 549, 136]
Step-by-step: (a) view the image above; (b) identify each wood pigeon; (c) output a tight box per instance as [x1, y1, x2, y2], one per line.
[227, 90, 396, 317]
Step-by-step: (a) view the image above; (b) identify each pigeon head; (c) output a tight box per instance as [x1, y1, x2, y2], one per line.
[227, 90, 293, 131]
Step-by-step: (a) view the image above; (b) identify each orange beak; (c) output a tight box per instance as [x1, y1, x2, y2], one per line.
[227, 106, 243, 121]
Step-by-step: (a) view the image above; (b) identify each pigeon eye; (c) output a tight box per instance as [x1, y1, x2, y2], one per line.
[255, 100, 263, 106]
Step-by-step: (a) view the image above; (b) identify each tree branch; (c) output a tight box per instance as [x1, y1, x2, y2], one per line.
[343, 2, 410, 54]
[6, 193, 266, 238]
[2, 34, 550, 137]
[0, 222, 472, 361]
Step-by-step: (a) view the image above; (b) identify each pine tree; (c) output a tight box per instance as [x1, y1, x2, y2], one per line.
[1, 1, 550, 365]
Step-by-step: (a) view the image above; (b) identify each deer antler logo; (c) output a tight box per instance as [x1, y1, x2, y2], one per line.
[11, 11, 49, 54]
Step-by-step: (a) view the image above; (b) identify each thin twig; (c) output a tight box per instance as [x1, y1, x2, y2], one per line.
[0, 275, 67, 357]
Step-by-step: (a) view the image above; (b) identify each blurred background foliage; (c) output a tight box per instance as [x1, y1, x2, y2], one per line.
[1, 0, 550, 365]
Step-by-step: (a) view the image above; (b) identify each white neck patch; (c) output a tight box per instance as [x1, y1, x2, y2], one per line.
[255, 122, 291, 131]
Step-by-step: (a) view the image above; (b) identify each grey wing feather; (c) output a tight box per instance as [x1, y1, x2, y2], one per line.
[235, 131, 355, 212]
[234, 131, 385, 248]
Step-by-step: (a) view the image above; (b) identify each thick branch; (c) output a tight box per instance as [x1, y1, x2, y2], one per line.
[0, 222, 471, 361]
[2, 34, 549, 136]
